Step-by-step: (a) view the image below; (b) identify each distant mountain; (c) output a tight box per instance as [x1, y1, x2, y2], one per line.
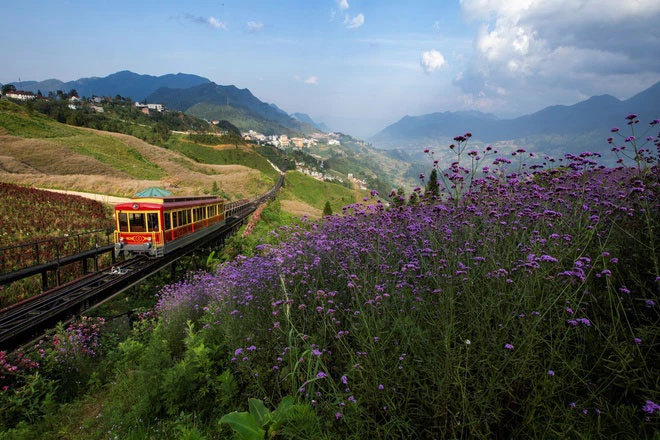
[371, 81, 660, 149]
[8, 71, 211, 101]
[290, 112, 331, 132]
[148, 83, 320, 136]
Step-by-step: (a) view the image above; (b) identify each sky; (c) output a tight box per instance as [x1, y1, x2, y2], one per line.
[3, 0, 660, 138]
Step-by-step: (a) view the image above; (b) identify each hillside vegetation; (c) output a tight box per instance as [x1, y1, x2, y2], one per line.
[1, 115, 658, 438]
[0, 100, 270, 199]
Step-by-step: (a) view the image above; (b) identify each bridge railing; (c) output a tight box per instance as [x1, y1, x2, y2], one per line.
[0, 229, 113, 276]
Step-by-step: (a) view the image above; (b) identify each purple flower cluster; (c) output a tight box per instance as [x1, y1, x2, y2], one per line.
[153, 122, 659, 434]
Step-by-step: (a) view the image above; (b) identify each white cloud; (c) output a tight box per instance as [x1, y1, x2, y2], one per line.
[337, 0, 350, 11]
[344, 13, 365, 29]
[207, 17, 227, 30]
[183, 14, 227, 30]
[247, 21, 264, 33]
[295, 75, 319, 85]
[420, 49, 446, 74]
[456, 0, 660, 113]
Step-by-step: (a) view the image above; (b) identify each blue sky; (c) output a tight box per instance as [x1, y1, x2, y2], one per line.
[3, 0, 660, 137]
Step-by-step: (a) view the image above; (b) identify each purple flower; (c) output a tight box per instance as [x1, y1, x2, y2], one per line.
[625, 113, 638, 120]
[504, 343, 514, 350]
[341, 375, 348, 385]
[317, 371, 327, 379]
[611, 127, 620, 133]
[548, 370, 555, 376]
[642, 400, 660, 414]
[335, 412, 342, 420]
[634, 338, 642, 345]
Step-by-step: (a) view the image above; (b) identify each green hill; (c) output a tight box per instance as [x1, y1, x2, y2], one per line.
[282, 170, 358, 212]
[0, 99, 367, 215]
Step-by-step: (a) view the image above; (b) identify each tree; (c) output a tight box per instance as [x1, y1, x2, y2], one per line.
[211, 181, 220, 195]
[392, 187, 406, 208]
[322, 201, 333, 216]
[425, 168, 440, 198]
[1, 84, 16, 95]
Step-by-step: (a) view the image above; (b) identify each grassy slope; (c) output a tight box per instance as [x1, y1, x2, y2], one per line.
[0, 100, 267, 199]
[282, 170, 360, 214]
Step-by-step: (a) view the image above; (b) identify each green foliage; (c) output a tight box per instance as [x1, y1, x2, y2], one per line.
[424, 168, 440, 197]
[6, 95, 215, 147]
[2, 84, 17, 94]
[220, 396, 316, 440]
[186, 102, 298, 137]
[220, 199, 295, 261]
[160, 322, 233, 418]
[322, 201, 333, 216]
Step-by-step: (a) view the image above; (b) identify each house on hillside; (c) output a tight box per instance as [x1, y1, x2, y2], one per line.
[134, 102, 166, 114]
[5, 90, 36, 101]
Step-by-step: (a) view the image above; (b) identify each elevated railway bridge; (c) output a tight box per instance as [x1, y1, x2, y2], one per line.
[0, 176, 283, 351]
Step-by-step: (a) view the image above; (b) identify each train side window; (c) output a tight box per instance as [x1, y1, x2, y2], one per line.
[147, 213, 159, 232]
[118, 213, 128, 232]
[164, 212, 171, 230]
[177, 211, 184, 226]
[129, 213, 145, 232]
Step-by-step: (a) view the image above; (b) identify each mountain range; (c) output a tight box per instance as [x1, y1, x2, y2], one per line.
[5, 71, 328, 137]
[371, 81, 660, 150]
[7, 70, 211, 102]
[6, 71, 659, 156]
[146, 83, 320, 136]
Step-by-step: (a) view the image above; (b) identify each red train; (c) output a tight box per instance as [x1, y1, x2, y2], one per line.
[113, 195, 248, 258]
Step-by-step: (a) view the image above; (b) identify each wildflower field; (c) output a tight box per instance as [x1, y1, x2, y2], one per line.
[1, 116, 659, 438]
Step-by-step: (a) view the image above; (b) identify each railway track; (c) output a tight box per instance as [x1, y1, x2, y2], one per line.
[0, 174, 284, 351]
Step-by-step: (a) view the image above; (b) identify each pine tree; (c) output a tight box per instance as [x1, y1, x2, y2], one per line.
[323, 201, 333, 216]
[425, 168, 440, 197]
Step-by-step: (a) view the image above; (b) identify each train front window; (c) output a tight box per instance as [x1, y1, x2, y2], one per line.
[118, 213, 128, 232]
[147, 213, 159, 232]
[129, 213, 146, 232]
